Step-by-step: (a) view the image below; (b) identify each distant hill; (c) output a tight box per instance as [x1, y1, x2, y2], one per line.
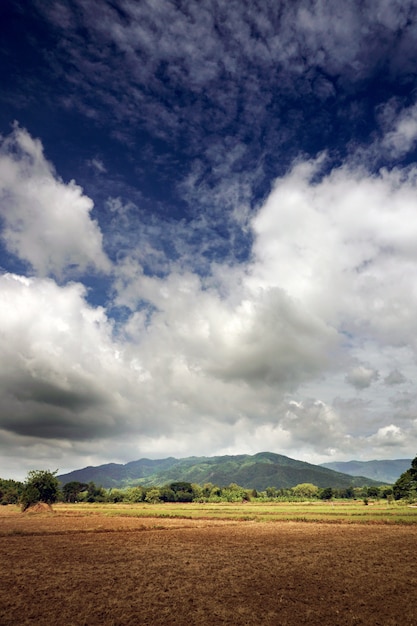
[320, 459, 411, 484]
[58, 452, 383, 490]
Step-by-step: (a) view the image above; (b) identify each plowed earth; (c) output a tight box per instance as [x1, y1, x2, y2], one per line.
[0, 512, 416, 625]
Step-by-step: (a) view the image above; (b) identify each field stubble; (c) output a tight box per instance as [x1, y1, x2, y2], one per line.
[1, 503, 417, 625]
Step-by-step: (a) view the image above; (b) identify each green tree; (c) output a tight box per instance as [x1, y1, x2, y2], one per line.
[366, 486, 381, 499]
[393, 456, 417, 500]
[144, 488, 161, 503]
[221, 483, 248, 502]
[0, 478, 23, 505]
[21, 470, 60, 511]
[106, 489, 125, 503]
[169, 482, 194, 502]
[319, 487, 333, 501]
[159, 486, 176, 502]
[191, 483, 203, 501]
[85, 482, 106, 502]
[265, 487, 278, 499]
[292, 483, 319, 499]
[201, 483, 214, 499]
[126, 486, 146, 502]
[62, 481, 88, 503]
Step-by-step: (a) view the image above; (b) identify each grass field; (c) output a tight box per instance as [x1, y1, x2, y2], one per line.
[1, 502, 417, 625]
[26, 499, 417, 524]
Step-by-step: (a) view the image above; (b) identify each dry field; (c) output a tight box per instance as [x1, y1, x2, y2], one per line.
[1, 506, 417, 625]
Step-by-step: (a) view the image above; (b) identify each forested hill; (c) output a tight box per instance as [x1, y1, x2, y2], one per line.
[320, 459, 411, 485]
[58, 452, 385, 490]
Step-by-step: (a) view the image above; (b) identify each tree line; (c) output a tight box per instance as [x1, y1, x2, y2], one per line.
[1, 456, 416, 508]
[0, 474, 400, 507]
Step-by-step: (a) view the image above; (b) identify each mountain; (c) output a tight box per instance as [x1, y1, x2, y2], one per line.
[58, 452, 383, 491]
[320, 459, 411, 485]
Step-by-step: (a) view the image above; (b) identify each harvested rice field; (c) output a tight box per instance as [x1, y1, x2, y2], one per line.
[1, 505, 416, 625]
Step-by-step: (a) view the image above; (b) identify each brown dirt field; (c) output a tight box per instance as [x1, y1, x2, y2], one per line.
[0, 512, 416, 625]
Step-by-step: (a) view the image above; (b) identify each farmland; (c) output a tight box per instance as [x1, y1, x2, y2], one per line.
[1, 502, 417, 625]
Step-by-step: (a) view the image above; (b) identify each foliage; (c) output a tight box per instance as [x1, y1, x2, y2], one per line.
[62, 481, 88, 502]
[106, 489, 125, 503]
[85, 482, 106, 502]
[292, 483, 319, 499]
[169, 482, 194, 502]
[21, 470, 60, 511]
[319, 487, 333, 501]
[144, 488, 161, 504]
[0, 478, 23, 505]
[125, 486, 146, 502]
[393, 456, 417, 501]
[30, 467, 404, 507]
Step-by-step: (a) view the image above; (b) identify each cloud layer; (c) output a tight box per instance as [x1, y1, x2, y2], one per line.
[1, 123, 417, 477]
[1, 2, 417, 477]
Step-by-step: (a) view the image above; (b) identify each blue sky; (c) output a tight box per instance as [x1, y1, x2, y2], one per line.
[1, 0, 417, 479]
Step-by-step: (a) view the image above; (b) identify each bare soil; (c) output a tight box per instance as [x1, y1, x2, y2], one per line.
[0, 512, 416, 625]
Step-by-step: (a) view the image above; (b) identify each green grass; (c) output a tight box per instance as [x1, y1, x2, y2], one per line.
[54, 500, 417, 524]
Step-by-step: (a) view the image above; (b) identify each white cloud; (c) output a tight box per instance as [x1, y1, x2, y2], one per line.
[0, 273, 126, 440]
[4, 131, 417, 475]
[346, 366, 379, 391]
[369, 424, 406, 447]
[249, 156, 417, 348]
[0, 124, 111, 277]
[380, 101, 417, 158]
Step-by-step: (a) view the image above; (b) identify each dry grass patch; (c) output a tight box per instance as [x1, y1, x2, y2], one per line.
[0, 508, 416, 625]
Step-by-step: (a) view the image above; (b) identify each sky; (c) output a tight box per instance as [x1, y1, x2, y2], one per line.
[1, 0, 417, 480]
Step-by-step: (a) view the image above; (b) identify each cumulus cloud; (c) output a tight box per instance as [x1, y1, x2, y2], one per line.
[0, 124, 111, 277]
[0, 273, 124, 440]
[369, 424, 406, 447]
[249, 156, 417, 348]
[4, 119, 417, 472]
[345, 366, 379, 391]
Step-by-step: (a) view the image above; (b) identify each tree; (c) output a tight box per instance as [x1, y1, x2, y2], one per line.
[393, 456, 417, 500]
[62, 481, 88, 503]
[169, 482, 194, 502]
[106, 489, 125, 503]
[292, 483, 319, 499]
[366, 486, 381, 499]
[159, 486, 176, 502]
[265, 486, 278, 499]
[144, 488, 161, 503]
[319, 487, 333, 501]
[0, 478, 23, 505]
[21, 470, 60, 511]
[85, 482, 106, 502]
[126, 486, 146, 502]
[222, 483, 248, 502]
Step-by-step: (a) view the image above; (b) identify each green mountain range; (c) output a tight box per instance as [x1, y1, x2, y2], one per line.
[58, 452, 386, 490]
[320, 459, 411, 485]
